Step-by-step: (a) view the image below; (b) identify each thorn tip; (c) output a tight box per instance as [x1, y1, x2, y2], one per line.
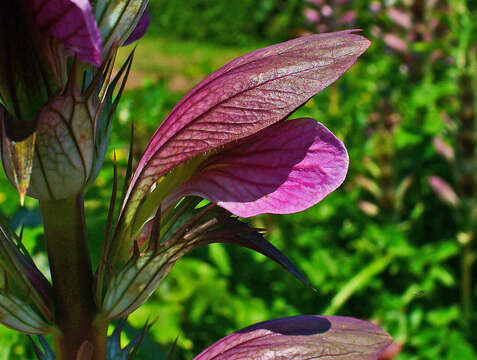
[19, 190, 26, 206]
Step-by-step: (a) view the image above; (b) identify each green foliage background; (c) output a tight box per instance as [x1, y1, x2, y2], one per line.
[0, 0, 476, 359]
[148, 0, 303, 45]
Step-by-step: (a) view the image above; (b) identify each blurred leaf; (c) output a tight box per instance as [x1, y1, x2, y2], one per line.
[447, 331, 477, 360]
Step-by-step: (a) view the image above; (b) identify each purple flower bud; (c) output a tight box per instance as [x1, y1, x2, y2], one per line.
[1, 79, 95, 200]
[386, 8, 412, 30]
[0, 0, 102, 141]
[0, 0, 147, 145]
[433, 137, 455, 162]
[0, 3, 54, 141]
[305, 8, 321, 24]
[370, 2, 382, 14]
[32, 0, 102, 66]
[0, 0, 104, 199]
[321, 5, 333, 17]
[339, 10, 357, 25]
[429, 176, 460, 207]
[1, 52, 134, 200]
[383, 33, 407, 53]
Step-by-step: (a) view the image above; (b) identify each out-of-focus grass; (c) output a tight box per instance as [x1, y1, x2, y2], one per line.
[116, 37, 261, 91]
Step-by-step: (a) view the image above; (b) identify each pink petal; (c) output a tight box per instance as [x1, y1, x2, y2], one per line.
[383, 33, 407, 53]
[32, 0, 102, 66]
[304, 9, 320, 23]
[166, 118, 348, 217]
[386, 8, 412, 30]
[125, 31, 369, 216]
[339, 10, 357, 25]
[194, 315, 393, 360]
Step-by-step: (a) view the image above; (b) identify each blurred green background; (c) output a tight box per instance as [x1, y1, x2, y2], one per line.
[0, 0, 476, 359]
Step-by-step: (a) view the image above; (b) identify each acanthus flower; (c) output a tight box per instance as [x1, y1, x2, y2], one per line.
[0, 2, 395, 358]
[97, 30, 370, 318]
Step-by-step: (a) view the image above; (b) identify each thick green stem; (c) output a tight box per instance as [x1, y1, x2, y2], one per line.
[41, 194, 107, 360]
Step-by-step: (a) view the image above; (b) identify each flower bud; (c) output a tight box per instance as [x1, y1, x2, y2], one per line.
[1, 82, 95, 201]
[29, 91, 95, 200]
[94, 0, 149, 54]
[0, 2, 61, 142]
[1, 50, 134, 201]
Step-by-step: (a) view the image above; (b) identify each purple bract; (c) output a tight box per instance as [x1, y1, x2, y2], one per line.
[120, 30, 370, 229]
[194, 315, 393, 360]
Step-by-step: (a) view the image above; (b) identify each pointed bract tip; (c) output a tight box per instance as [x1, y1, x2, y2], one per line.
[335, 29, 371, 54]
[19, 190, 26, 207]
[3, 134, 35, 206]
[342, 29, 371, 53]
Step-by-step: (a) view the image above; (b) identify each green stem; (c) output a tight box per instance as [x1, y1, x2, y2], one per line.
[460, 233, 473, 331]
[324, 255, 392, 315]
[40, 194, 107, 360]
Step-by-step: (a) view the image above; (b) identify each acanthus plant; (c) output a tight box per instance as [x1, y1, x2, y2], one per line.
[0, 0, 393, 359]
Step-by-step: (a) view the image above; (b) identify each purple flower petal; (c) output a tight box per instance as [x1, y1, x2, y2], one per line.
[32, 0, 102, 66]
[194, 315, 393, 360]
[123, 8, 151, 46]
[124, 30, 369, 218]
[165, 118, 348, 217]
